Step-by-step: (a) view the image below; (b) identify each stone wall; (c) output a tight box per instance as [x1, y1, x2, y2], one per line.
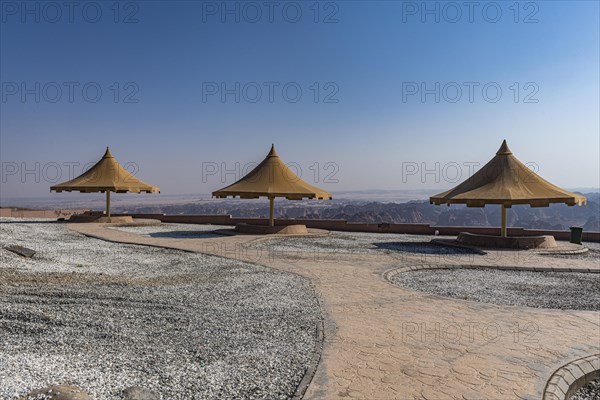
[127, 213, 600, 242]
[2, 209, 598, 242]
[0, 208, 89, 219]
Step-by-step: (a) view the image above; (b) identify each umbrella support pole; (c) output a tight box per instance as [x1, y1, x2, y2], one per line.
[501, 204, 506, 237]
[269, 196, 274, 227]
[106, 191, 111, 217]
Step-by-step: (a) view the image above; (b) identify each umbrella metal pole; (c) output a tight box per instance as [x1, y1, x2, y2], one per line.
[269, 196, 274, 227]
[106, 191, 111, 217]
[501, 204, 506, 237]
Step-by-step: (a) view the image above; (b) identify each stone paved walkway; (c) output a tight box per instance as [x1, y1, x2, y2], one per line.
[69, 224, 600, 400]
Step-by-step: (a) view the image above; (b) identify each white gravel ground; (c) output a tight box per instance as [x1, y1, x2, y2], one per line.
[0, 219, 322, 399]
[106, 224, 599, 260]
[570, 378, 600, 400]
[389, 268, 600, 310]
[244, 230, 599, 264]
[248, 231, 475, 255]
[103, 225, 479, 264]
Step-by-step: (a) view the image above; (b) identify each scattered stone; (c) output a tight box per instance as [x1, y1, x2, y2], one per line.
[6, 245, 36, 258]
[123, 386, 160, 400]
[20, 385, 91, 400]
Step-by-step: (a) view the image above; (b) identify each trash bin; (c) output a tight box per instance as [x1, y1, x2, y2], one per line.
[569, 226, 583, 244]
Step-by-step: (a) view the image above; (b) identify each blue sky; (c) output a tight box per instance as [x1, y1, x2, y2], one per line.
[1, 0, 599, 199]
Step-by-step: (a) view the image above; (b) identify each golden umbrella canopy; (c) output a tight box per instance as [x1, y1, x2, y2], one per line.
[213, 145, 332, 226]
[50, 147, 160, 216]
[430, 140, 586, 236]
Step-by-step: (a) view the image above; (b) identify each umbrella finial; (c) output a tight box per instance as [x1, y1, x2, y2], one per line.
[103, 147, 114, 158]
[268, 144, 278, 157]
[496, 140, 512, 155]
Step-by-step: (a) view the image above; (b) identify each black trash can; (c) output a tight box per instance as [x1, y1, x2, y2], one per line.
[569, 226, 583, 244]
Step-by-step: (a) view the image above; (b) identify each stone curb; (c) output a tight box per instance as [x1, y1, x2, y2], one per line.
[214, 228, 331, 238]
[431, 238, 590, 255]
[292, 315, 324, 400]
[383, 264, 599, 280]
[543, 355, 600, 400]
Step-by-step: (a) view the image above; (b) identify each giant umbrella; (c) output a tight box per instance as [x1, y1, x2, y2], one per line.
[51, 147, 160, 217]
[213, 145, 332, 226]
[430, 140, 586, 237]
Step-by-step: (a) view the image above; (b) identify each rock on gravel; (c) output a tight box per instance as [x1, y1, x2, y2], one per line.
[0, 219, 322, 399]
[19, 385, 91, 400]
[389, 267, 600, 310]
[5, 245, 36, 258]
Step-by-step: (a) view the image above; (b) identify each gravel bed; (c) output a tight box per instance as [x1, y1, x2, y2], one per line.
[570, 378, 600, 400]
[108, 224, 600, 261]
[0, 218, 322, 399]
[389, 268, 600, 310]
[249, 231, 475, 256]
[109, 223, 233, 239]
[106, 224, 476, 261]
[0, 219, 231, 277]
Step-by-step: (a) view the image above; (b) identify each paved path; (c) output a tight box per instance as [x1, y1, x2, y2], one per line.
[69, 224, 600, 400]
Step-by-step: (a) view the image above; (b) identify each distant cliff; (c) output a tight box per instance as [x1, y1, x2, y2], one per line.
[118, 193, 599, 231]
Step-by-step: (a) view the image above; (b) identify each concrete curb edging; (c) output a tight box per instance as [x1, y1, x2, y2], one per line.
[383, 264, 600, 281]
[214, 228, 330, 238]
[431, 238, 589, 255]
[292, 316, 324, 400]
[543, 355, 600, 400]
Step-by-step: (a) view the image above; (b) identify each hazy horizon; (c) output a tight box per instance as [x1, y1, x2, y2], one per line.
[3, 188, 599, 211]
[2, 1, 599, 200]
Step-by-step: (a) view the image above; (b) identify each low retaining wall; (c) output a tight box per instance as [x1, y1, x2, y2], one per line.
[2, 209, 598, 242]
[0, 208, 89, 219]
[457, 232, 557, 249]
[234, 223, 309, 235]
[121, 213, 600, 243]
